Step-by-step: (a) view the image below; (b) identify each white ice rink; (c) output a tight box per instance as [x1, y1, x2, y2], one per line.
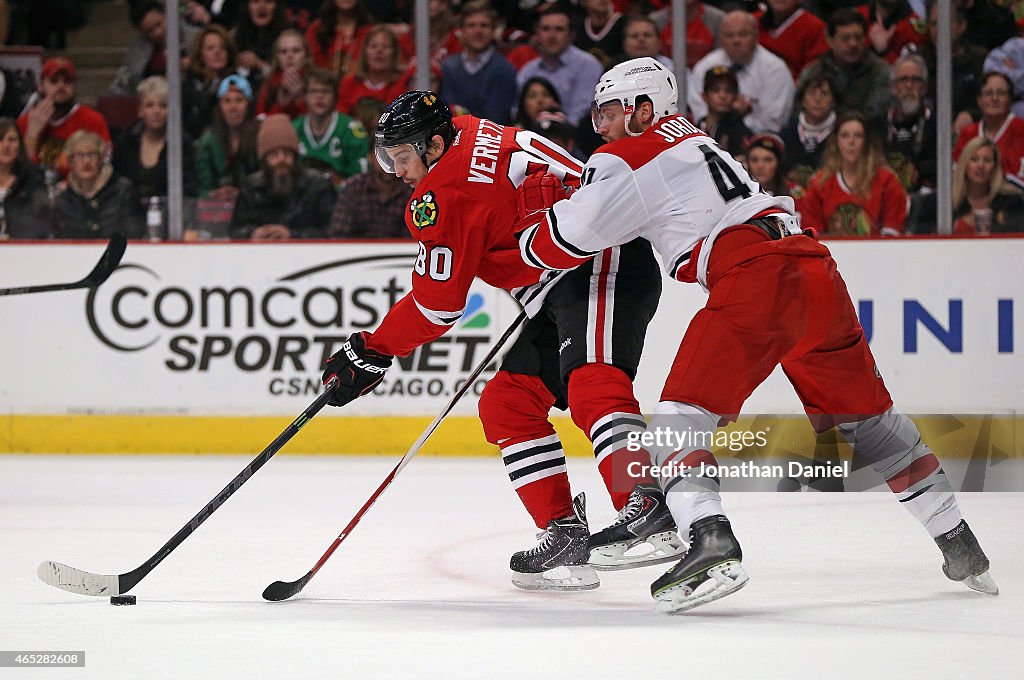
[2, 454, 1021, 679]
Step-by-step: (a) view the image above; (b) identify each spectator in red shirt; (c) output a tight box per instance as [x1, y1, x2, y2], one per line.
[17, 57, 111, 174]
[256, 29, 311, 118]
[952, 71, 1024, 189]
[659, 0, 724, 69]
[306, 0, 375, 74]
[798, 111, 907, 237]
[337, 26, 413, 116]
[857, 0, 929, 64]
[755, 0, 828, 79]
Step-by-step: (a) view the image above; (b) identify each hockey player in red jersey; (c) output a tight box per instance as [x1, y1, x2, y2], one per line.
[518, 57, 998, 613]
[320, 91, 683, 591]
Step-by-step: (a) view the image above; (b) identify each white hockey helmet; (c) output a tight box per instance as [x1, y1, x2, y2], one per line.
[591, 57, 678, 136]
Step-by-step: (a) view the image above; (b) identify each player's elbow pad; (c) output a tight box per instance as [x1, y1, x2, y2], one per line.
[518, 215, 594, 271]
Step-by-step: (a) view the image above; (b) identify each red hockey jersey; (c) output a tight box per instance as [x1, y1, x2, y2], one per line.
[856, 3, 929, 64]
[17, 103, 111, 172]
[797, 166, 907, 237]
[365, 115, 583, 357]
[754, 7, 828, 80]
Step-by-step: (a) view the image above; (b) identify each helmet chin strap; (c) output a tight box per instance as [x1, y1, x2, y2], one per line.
[624, 102, 659, 137]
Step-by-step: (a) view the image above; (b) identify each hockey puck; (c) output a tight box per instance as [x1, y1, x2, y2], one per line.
[110, 595, 136, 606]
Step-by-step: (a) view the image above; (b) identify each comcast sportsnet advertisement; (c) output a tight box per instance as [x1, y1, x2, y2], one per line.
[1, 239, 1022, 416]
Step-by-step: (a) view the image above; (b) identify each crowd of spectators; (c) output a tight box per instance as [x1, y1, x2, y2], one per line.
[1, 0, 1024, 240]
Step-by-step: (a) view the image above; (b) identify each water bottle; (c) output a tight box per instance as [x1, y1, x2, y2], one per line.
[146, 196, 163, 242]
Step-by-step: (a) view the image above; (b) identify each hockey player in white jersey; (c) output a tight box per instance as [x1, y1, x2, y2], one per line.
[517, 57, 998, 613]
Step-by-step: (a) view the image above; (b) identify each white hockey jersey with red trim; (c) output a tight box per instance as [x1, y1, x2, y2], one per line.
[365, 115, 582, 357]
[520, 115, 796, 288]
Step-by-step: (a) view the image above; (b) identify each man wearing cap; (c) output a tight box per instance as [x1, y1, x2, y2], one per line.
[230, 113, 336, 240]
[17, 57, 110, 172]
[697, 66, 753, 159]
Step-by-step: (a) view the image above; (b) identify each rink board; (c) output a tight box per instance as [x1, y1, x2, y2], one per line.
[1, 239, 1022, 455]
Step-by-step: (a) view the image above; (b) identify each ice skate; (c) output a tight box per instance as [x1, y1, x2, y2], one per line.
[511, 494, 599, 591]
[935, 520, 998, 595]
[588, 484, 686, 570]
[650, 515, 748, 614]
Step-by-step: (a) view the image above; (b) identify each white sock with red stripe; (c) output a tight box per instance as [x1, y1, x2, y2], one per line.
[649, 401, 727, 532]
[839, 408, 963, 537]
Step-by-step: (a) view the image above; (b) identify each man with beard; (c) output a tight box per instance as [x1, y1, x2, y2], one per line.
[872, 53, 936, 192]
[230, 113, 336, 240]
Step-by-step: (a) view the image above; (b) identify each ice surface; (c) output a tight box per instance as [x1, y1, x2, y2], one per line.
[1, 454, 1021, 679]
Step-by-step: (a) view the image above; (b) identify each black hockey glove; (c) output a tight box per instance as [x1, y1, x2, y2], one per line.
[322, 332, 393, 407]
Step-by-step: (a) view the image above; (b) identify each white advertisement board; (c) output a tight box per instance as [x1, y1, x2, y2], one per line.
[1, 239, 1021, 416]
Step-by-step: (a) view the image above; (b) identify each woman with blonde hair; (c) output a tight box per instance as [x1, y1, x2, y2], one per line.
[336, 25, 412, 116]
[255, 28, 312, 117]
[797, 111, 907, 237]
[908, 136, 1024, 234]
[113, 76, 198, 201]
[55, 130, 143, 239]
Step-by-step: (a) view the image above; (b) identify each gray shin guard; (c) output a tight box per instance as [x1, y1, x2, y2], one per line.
[838, 407, 962, 537]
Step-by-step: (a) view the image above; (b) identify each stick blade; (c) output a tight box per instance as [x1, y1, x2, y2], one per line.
[84, 232, 127, 287]
[37, 561, 121, 597]
[262, 573, 312, 601]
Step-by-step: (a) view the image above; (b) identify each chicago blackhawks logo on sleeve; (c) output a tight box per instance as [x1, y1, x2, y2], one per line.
[410, 192, 439, 228]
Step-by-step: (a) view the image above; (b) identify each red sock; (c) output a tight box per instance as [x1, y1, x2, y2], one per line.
[479, 371, 572, 528]
[568, 364, 652, 510]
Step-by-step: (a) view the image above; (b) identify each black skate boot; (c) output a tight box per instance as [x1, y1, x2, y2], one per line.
[588, 484, 685, 570]
[935, 520, 998, 595]
[510, 494, 599, 591]
[650, 515, 748, 614]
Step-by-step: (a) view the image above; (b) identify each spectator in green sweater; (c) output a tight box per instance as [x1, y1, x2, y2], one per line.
[292, 68, 368, 187]
[194, 74, 260, 199]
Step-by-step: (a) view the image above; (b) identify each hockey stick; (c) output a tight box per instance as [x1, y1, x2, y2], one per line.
[0, 233, 126, 296]
[262, 310, 528, 601]
[37, 376, 340, 597]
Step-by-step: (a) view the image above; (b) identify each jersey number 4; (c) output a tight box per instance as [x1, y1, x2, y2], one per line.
[415, 243, 453, 281]
[699, 143, 754, 203]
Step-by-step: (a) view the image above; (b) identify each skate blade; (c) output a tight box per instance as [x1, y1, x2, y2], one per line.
[511, 565, 600, 591]
[962, 570, 999, 596]
[654, 560, 749, 614]
[590, 531, 686, 571]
